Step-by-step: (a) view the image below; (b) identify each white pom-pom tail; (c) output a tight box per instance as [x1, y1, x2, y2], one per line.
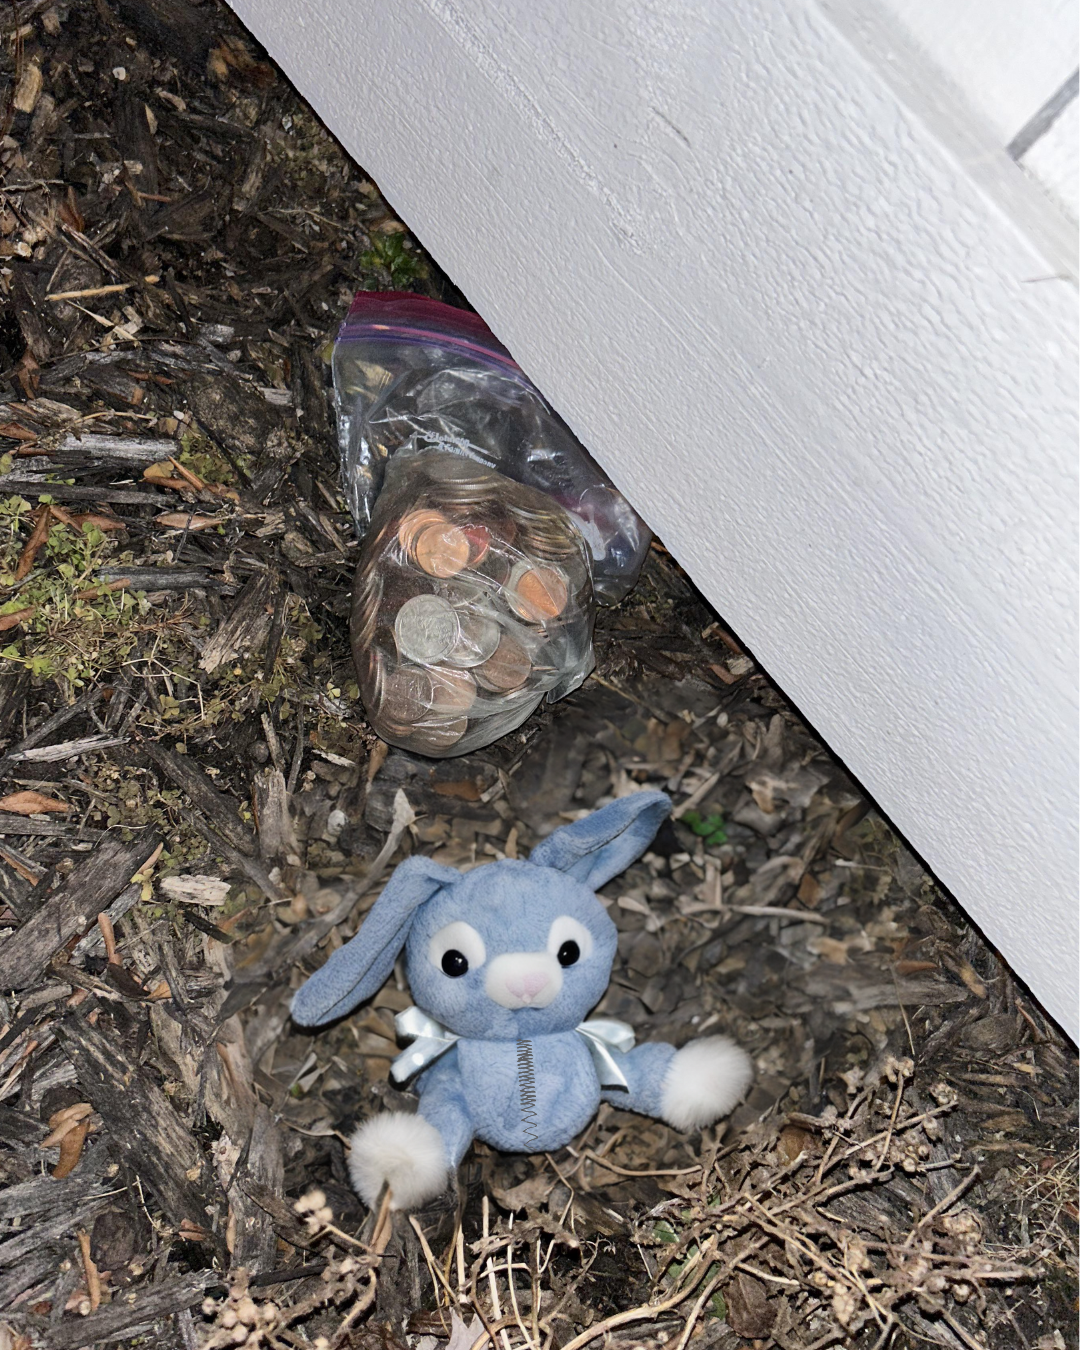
[660, 1036, 753, 1131]
[347, 1111, 449, 1210]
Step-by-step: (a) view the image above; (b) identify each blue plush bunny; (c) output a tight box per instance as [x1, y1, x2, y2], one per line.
[291, 791, 752, 1209]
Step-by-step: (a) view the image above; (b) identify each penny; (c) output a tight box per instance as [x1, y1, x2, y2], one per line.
[507, 562, 569, 621]
[378, 666, 436, 726]
[394, 594, 459, 663]
[415, 522, 471, 578]
[427, 666, 477, 714]
[474, 632, 532, 692]
[444, 610, 501, 668]
[397, 508, 447, 555]
[462, 523, 491, 565]
[409, 715, 468, 752]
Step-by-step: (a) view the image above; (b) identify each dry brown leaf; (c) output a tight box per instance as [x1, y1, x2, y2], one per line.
[949, 956, 988, 999]
[143, 461, 194, 492]
[0, 421, 39, 441]
[44, 1102, 93, 1144]
[895, 959, 939, 976]
[58, 187, 85, 234]
[155, 511, 223, 531]
[0, 605, 36, 633]
[16, 351, 39, 400]
[0, 790, 72, 815]
[67, 512, 126, 533]
[15, 504, 53, 581]
[52, 1118, 90, 1178]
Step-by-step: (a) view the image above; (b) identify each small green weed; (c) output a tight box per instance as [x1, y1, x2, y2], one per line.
[359, 232, 426, 289]
[681, 809, 728, 847]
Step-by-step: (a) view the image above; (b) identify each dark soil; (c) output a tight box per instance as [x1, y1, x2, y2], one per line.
[0, 3, 1075, 1349]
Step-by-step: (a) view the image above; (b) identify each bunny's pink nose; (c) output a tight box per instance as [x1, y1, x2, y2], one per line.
[506, 971, 550, 1002]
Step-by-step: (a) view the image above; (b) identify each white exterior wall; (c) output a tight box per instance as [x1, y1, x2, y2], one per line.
[230, 0, 1079, 1040]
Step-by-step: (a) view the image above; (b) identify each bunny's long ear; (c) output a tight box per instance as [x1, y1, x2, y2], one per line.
[529, 790, 670, 890]
[291, 856, 459, 1026]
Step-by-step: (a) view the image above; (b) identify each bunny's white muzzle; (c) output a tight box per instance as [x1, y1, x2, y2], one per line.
[484, 951, 563, 1009]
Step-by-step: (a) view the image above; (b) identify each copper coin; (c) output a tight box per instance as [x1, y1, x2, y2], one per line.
[507, 562, 569, 621]
[427, 666, 477, 714]
[415, 522, 471, 578]
[408, 715, 468, 752]
[462, 523, 491, 565]
[398, 508, 447, 555]
[474, 632, 532, 692]
[378, 667, 435, 725]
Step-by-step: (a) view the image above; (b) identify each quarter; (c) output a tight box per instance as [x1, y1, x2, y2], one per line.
[394, 594, 460, 664]
[444, 610, 501, 668]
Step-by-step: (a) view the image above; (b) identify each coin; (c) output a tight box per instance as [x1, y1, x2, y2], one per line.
[441, 578, 492, 606]
[462, 523, 491, 565]
[398, 507, 447, 555]
[477, 547, 512, 586]
[427, 666, 477, 714]
[474, 631, 532, 692]
[415, 522, 471, 578]
[394, 594, 459, 663]
[409, 715, 468, 752]
[379, 666, 436, 725]
[423, 454, 489, 484]
[507, 562, 569, 621]
[444, 610, 501, 668]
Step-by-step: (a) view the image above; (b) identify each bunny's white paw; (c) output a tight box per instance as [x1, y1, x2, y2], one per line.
[348, 1111, 449, 1210]
[661, 1037, 753, 1131]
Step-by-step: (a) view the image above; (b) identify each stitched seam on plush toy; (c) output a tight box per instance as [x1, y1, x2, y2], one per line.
[516, 1039, 539, 1146]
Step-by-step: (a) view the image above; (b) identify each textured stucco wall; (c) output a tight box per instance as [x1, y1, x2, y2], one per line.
[229, 0, 1079, 1039]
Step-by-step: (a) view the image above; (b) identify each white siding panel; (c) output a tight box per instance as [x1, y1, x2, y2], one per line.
[229, 0, 1080, 1038]
[1023, 98, 1080, 220]
[881, 0, 1077, 143]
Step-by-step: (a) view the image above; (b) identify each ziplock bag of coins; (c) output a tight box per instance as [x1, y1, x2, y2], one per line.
[334, 292, 652, 757]
[333, 292, 650, 604]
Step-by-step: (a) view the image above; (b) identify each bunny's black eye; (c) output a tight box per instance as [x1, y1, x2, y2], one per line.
[441, 949, 469, 977]
[557, 940, 580, 968]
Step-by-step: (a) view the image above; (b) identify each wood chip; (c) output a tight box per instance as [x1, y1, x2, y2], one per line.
[0, 831, 159, 990]
[53, 1013, 221, 1239]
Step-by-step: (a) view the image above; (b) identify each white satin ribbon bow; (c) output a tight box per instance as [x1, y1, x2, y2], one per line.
[390, 1007, 636, 1090]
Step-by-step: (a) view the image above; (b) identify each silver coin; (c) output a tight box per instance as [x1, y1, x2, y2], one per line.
[394, 594, 460, 664]
[444, 610, 501, 668]
[423, 453, 490, 483]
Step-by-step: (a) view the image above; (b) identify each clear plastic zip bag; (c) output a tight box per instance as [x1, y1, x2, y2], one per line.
[334, 292, 649, 756]
[333, 292, 649, 605]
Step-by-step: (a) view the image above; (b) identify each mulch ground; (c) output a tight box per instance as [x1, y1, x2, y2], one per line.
[0, 3, 1076, 1349]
